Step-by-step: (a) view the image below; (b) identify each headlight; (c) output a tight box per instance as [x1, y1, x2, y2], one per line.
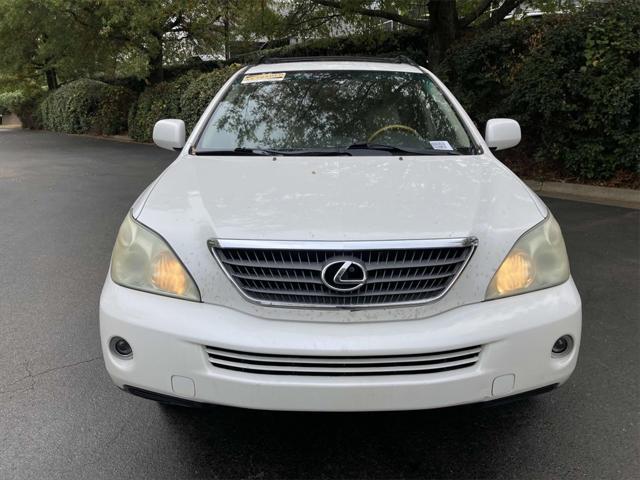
[486, 214, 570, 300]
[110, 213, 200, 301]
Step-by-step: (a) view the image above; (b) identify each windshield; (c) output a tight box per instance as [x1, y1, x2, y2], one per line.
[196, 70, 476, 155]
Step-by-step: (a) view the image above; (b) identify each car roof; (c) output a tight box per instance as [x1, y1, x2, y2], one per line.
[245, 56, 424, 74]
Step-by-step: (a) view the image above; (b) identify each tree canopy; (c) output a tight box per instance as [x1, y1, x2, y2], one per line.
[0, 0, 576, 89]
[295, 0, 578, 63]
[0, 0, 280, 87]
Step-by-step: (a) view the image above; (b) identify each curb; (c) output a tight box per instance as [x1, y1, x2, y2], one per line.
[0, 128, 152, 145]
[525, 180, 640, 209]
[68, 133, 153, 146]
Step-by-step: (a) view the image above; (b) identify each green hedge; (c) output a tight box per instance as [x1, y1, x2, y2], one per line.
[435, 21, 539, 125]
[439, 0, 639, 179]
[39, 79, 133, 135]
[128, 65, 241, 142]
[127, 72, 197, 142]
[179, 64, 242, 133]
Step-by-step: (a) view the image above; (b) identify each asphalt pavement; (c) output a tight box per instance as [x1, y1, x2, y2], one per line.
[1, 129, 638, 479]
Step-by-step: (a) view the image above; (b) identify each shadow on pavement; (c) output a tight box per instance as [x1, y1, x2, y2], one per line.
[159, 396, 543, 479]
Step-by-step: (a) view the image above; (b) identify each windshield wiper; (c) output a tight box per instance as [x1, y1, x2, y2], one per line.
[192, 147, 274, 156]
[192, 147, 351, 156]
[345, 142, 462, 155]
[266, 148, 351, 156]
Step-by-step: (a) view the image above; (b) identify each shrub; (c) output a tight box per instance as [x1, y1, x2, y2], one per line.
[94, 86, 135, 135]
[439, 0, 639, 180]
[128, 65, 242, 142]
[180, 64, 242, 132]
[38, 79, 133, 135]
[435, 21, 538, 126]
[507, 1, 640, 179]
[127, 72, 197, 142]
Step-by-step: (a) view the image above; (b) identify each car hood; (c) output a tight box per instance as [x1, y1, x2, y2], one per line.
[138, 153, 545, 242]
[136, 153, 547, 319]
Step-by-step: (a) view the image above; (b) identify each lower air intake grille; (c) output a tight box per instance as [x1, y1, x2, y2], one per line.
[210, 238, 477, 308]
[204, 345, 482, 377]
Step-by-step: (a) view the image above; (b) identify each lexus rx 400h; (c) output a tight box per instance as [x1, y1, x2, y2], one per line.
[100, 57, 581, 411]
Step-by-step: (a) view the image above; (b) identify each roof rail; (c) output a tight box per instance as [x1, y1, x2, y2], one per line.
[252, 55, 424, 67]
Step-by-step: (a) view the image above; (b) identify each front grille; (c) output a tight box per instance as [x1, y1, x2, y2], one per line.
[204, 345, 482, 376]
[210, 238, 476, 308]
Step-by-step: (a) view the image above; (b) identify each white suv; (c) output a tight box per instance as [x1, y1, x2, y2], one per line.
[100, 57, 581, 411]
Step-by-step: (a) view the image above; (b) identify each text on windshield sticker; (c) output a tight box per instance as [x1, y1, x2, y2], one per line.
[429, 141, 454, 151]
[241, 72, 286, 84]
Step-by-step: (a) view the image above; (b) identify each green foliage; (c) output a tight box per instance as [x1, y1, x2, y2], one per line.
[38, 79, 133, 135]
[0, 88, 45, 128]
[128, 65, 241, 142]
[240, 30, 428, 65]
[435, 21, 539, 124]
[439, 0, 639, 179]
[0, 0, 278, 88]
[179, 64, 242, 132]
[0, 0, 119, 89]
[127, 72, 198, 142]
[0, 91, 24, 115]
[94, 86, 137, 135]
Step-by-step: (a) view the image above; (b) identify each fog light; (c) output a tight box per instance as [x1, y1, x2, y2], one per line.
[110, 336, 133, 359]
[552, 335, 573, 357]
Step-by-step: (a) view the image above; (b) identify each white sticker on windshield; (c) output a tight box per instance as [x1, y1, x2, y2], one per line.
[241, 72, 286, 84]
[429, 141, 454, 151]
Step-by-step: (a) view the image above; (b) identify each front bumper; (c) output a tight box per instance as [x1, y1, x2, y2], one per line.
[99, 278, 581, 412]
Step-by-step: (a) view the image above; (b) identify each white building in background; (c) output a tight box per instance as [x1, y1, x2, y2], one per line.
[503, 0, 609, 20]
[378, 0, 608, 31]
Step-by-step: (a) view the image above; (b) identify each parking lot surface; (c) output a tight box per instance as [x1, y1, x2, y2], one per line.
[1, 130, 638, 479]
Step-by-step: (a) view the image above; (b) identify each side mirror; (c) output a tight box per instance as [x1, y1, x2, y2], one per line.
[485, 118, 521, 151]
[153, 119, 186, 151]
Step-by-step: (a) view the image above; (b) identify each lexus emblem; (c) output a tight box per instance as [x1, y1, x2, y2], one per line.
[321, 259, 367, 292]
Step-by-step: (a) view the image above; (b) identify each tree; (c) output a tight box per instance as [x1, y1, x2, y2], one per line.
[0, 0, 114, 89]
[0, 0, 274, 86]
[95, 0, 279, 80]
[95, 0, 203, 83]
[302, 0, 533, 65]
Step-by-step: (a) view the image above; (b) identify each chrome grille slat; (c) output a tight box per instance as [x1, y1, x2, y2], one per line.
[365, 257, 468, 270]
[205, 346, 482, 364]
[204, 345, 482, 376]
[210, 238, 476, 308]
[242, 285, 446, 298]
[218, 259, 324, 270]
[232, 273, 325, 284]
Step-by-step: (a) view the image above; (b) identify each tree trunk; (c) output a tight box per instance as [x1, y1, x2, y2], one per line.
[149, 53, 164, 83]
[148, 32, 164, 83]
[427, 0, 459, 66]
[223, 0, 231, 60]
[44, 69, 59, 90]
[224, 17, 230, 60]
